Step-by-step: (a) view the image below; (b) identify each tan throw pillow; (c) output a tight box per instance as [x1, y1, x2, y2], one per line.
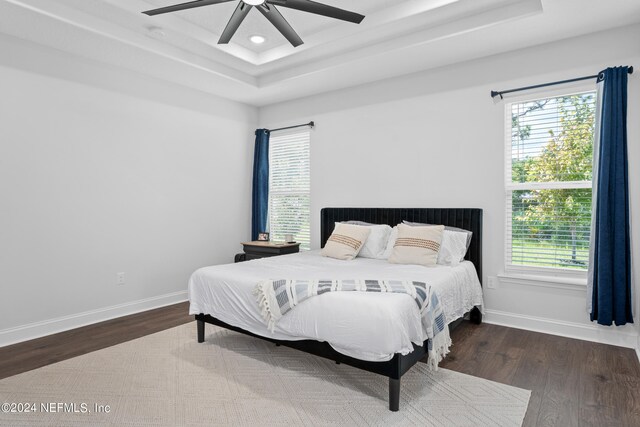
[388, 223, 444, 266]
[322, 223, 371, 260]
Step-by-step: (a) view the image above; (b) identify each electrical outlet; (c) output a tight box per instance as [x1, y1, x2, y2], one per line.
[116, 272, 125, 286]
[487, 276, 498, 289]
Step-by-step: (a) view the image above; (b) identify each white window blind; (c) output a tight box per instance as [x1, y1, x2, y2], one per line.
[268, 129, 311, 250]
[505, 91, 596, 271]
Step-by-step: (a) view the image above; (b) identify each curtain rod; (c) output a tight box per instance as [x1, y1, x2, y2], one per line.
[269, 121, 315, 133]
[490, 66, 634, 99]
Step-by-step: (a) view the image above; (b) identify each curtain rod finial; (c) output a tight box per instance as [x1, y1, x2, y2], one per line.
[628, 66, 633, 74]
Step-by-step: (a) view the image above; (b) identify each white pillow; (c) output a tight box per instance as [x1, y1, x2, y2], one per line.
[388, 224, 444, 267]
[382, 226, 398, 259]
[321, 223, 371, 260]
[356, 224, 392, 259]
[402, 221, 472, 265]
[438, 230, 469, 266]
[402, 220, 472, 254]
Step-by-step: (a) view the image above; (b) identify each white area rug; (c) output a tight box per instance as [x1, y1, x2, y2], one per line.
[0, 323, 530, 426]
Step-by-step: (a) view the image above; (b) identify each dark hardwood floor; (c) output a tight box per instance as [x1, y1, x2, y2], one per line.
[441, 321, 640, 427]
[0, 302, 192, 380]
[1, 303, 639, 426]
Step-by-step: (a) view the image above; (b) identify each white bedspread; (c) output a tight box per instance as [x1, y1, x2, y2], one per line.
[188, 250, 483, 362]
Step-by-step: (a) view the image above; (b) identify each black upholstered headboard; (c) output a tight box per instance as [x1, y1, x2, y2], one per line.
[320, 208, 483, 284]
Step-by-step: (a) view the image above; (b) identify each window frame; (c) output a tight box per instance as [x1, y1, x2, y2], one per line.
[267, 128, 311, 250]
[503, 84, 596, 279]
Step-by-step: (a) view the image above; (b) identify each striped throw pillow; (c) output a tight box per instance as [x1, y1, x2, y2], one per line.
[388, 223, 444, 266]
[321, 223, 371, 260]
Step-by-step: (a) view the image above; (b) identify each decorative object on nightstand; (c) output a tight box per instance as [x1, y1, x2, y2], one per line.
[235, 241, 300, 262]
[257, 232, 270, 241]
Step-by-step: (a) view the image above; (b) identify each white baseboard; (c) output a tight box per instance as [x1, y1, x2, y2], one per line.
[0, 291, 188, 348]
[484, 309, 638, 350]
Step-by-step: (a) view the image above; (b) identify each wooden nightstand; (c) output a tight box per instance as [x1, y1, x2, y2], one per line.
[235, 241, 301, 262]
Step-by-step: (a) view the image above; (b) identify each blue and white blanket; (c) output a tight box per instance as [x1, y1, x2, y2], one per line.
[254, 279, 451, 369]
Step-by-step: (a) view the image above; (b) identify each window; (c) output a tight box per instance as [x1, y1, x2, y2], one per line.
[268, 129, 311, 250]
[505, 91, 596, 272]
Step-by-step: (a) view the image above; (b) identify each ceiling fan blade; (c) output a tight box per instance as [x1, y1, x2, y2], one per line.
[142, 0, 234, 16]
[267, 0, 364, 24]
[256, 4, 303, 47]
[218, 2, 252, 44]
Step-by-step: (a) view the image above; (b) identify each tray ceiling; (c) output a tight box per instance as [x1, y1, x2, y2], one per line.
[1, 0, 639, 106]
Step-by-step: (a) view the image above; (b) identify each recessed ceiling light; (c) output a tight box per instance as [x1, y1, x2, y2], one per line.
[250, 35, 266, 44]
[244, 0, 265, 5]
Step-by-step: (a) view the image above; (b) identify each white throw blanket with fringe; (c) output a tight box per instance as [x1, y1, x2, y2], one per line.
[254, 279, 451, 370]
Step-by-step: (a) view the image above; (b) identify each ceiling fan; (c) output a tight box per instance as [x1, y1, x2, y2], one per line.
[142, 0, 365, 47]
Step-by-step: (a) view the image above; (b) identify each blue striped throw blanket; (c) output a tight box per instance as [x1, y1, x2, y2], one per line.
[254, 279, 451, 369]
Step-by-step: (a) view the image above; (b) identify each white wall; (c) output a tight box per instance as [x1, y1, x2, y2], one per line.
[0, 37, 257, 344]
[259, 24, 640, 349]
[2, 22, 638, 352]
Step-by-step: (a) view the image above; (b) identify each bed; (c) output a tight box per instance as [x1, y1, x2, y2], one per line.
[191, 207, 483, 411]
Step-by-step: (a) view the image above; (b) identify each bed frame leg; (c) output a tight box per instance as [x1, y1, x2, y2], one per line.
[470, 306, 483, 325]
[389, 377, 400, 412]
[197, 319, 205, 343]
